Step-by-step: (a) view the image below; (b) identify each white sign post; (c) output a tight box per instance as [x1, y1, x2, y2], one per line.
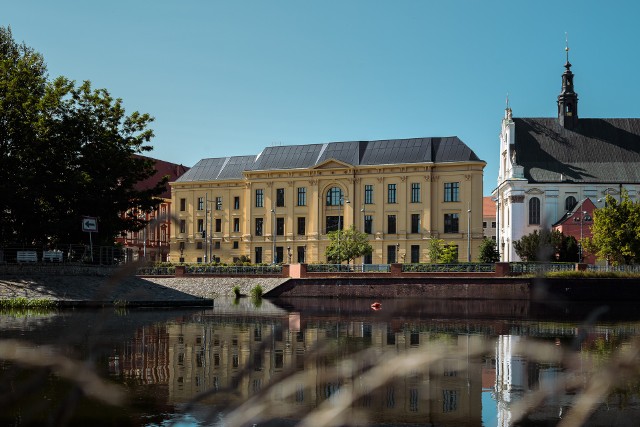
[82, 217, 98, 262]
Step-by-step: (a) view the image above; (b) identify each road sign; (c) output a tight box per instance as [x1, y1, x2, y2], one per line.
[82, 217, 98, 232]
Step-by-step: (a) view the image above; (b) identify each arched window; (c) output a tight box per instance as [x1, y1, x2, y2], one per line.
[529, 197, 540, 225]
[565, 196, 577, 211]
[326, 187, 343, 206]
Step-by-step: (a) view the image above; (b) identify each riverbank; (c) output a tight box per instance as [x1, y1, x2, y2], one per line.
[0, 275, 288, 307]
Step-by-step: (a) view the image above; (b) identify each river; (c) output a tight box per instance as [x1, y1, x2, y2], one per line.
[1, 297, 640, 426]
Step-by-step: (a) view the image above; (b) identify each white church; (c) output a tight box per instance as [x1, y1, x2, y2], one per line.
[492, 47, 640, 261]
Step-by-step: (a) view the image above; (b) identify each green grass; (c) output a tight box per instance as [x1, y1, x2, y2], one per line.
[250, 285, 263, 299]
[232, 285, 241, 298]
[0, 297, 57, 309]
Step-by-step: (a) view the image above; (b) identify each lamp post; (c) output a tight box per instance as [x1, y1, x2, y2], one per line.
[337, 196, 349, 265]
[271, 208, 277, 264]
[467, 208, 471, 262]
[574, 210, 591, 263]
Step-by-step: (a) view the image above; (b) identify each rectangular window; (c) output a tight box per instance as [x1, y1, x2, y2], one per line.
[197, 257, 202, 264]
[215, 218, 221, 233]
[180, 198, 186, 211]
[443, 390, 458, 413]
[483, 221, 487, 228]
[234, 196, 240, 210]
[387, 215, 396, 234]
[297, 246, 305, 263]
[297, 187, 306, 206]
[197, 218, 204, 233]
[326, 216, 342, 233]
[444, 182, 459, 202]
[233, 218, 240, 232]
[411, 214, 420, 234]
[411, 245, 420, 263]
[276, 217, 284, 236]
[179, 219, 186, 233]
[255, 247, 262, 264]
[214, 241, 220, 249]
[276, 188, 285, 207]
[364, 185, 373, 204]
[233, 241, 239, 249]
[411, 183, 420, 203]
[444, 213, 459, 233]
[387, 184, 397, 204]
[275, 246, 283, 264]
[255, 218, 263, 236]
[196, 242, 203, 250]
[197, 197, 204, 211]
[297, 217, 305, 235]
[491, 221, 496, 228]
[255, 189, 264, 207]
[216, 197, 222, 210]
[364, 215, 373, 234]
[387, 245, 397, 263]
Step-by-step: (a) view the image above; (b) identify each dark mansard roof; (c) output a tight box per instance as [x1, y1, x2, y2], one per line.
[175, 137, 482, 182]
[512, 117, 640, 184]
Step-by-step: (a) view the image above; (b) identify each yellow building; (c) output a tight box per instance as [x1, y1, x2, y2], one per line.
[170, 137, 485, 264]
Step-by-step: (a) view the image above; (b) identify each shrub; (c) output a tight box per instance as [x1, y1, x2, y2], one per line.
[250, 285, 264, 299]
[232, 286, 241, 298]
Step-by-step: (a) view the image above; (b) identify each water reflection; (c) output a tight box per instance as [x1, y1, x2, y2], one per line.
[2, 298, 640, 426]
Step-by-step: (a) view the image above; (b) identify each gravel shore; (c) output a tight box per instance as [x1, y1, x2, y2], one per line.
[0, 275, 289, 303]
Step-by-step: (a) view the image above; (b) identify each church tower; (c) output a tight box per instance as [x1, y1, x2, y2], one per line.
[557, 41, 579, 129]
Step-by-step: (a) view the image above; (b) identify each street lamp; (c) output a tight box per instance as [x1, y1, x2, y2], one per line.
[337, 196, 349, 265]
[467, 208, 471, 262]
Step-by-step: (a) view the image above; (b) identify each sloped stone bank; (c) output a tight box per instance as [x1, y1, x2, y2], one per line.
[0, 273, 288, 304]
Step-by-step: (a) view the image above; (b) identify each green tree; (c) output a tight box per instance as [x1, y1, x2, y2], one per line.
[478, 238, 500, 263]
[428, 238, 444, 263]
[0, 27, 166, 246]
[584, 192, 640, 265]
[325, 226, 372, 264]
[440, 243, 459, 264]
[514, 229, 578, 262]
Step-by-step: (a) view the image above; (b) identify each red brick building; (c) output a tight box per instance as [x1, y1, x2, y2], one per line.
[552, 198, 597, 264]
[117, 157, 189, 262]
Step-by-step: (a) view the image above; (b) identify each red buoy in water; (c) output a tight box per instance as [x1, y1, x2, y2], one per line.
[371, 302, 382, 310]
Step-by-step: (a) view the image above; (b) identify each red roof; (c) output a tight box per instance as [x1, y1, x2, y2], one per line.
[483, 196, 496, 217]
[134, 156, 189, 199]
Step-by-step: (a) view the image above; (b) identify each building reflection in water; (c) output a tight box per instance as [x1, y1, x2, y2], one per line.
[107, 300, 640, 426]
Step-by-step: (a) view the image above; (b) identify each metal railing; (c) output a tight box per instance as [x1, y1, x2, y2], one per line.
[402, 263, 496, 273]
[136, 266, 176, 276]
[587, 264, 640, 273]
[509, 262, 575, 274]
[306, 264, 391, 273]
[0, 245, 124, 265]
[185, 265, 283, 275]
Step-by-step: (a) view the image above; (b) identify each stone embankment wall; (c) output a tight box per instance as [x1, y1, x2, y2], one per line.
[267, 277, 532, 299]
[0, 265, 288, 304]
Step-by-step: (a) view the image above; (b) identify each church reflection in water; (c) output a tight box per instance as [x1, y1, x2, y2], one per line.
[107, 298, 640, 426]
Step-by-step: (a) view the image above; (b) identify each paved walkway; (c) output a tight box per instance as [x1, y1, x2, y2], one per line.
[0, 275, 289, 303]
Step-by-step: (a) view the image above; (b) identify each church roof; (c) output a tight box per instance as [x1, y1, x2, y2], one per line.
[513, 117, 640, 183]
[176, 137, 483, 182]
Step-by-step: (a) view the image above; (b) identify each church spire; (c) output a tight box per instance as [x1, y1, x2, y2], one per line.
[557, 34, 579, 129]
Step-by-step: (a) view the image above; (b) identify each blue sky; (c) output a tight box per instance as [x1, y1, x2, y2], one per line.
[5, 1, 640, 195]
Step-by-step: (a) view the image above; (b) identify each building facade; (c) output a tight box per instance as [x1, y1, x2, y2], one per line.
[482, 196, 497, 240]
[117, 157, 189, 262]
[492, 48, 640, 262]
[170, 137, 485, 264]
